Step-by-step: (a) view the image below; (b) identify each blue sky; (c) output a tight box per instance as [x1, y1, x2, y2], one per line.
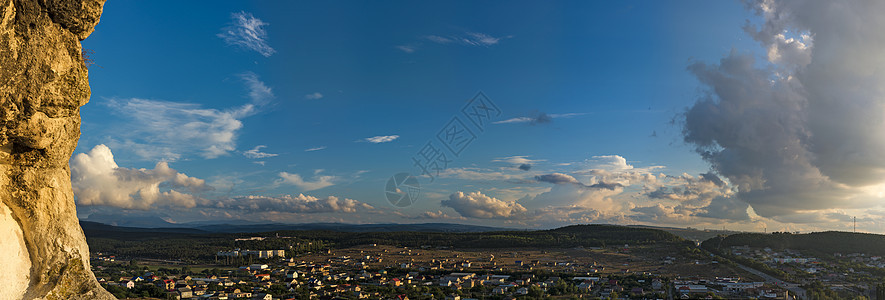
[73, 1, 885, 233]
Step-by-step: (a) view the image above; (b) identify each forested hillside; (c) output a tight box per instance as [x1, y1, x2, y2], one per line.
[701, 231, 885, 256]
[84, 223, 688, 262]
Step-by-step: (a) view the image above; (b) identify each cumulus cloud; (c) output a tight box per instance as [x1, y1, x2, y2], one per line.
[243, 145, 278, 159]
[442, 191, 528, 219]
[216, 194, 372, 214]
[681, 0, 885, 218]
[304, 92, 323, 100]
[646, 172, 732, 209]
[440, 190, 628, 227]
[630, 204, 697, 225]
[535, 172, 623, 190]
[72, 145, 212, 210]
[278, 172, 337, 191]
[432, 152, 773, 228]
[361, 135, 399, 143]
[218, 11, 275, 57]
[531, 206, 620, 225]
[531, 178, 624, 213]
[107, 73, 273, 160]
[71, 145, 375, 218]
[577, 155, 639, 173]
[494, 112, 585, 125]
[413, 210, 465, 220]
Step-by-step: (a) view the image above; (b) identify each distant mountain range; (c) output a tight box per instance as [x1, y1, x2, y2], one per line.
[80, 213, 747, 240]
[79, 219, 512, 236]
[82, 213, 511, 233]
[83, 212, 753, 240]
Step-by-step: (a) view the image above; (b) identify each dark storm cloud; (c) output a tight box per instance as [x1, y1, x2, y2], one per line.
[681, 0, 885, 219]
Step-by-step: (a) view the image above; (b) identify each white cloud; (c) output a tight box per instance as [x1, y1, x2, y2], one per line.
[493, 112, 585, 124]
[71, 148, 375, 218]
[530, 179, 624, 213]
[424, 35, 452, 44]
[630, 203, 696, 225]
[396, 45, 416, 53]
[217, 11, 275, 57]
[645, 173, 731, 209]
[106, 74, 272, 160]
[71, 145, 212, 210]
[243, 145, 278, 159]
[442, 191, 528, 219]
[413, 210, 465, 220]
[109, 99, 244, 159]
[361, 135, 399, 143]
[305, 146, 327, 152]
[217, 194, 372, 214]
[493, 117, 533, 124]
[425, 32, 510, 47]
[436, 167, 531, 182]
[240, 72, 274, 106]
[304, 92, 323, 100]
[492, 155, 545, 165]
[278, 172, 337, 191]
[461, 32, 503, 46]
[530, 206, 624, 227]
[441, 190, 629, 227]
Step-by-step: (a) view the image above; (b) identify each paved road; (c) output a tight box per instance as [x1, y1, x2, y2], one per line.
[735, 263, 806, 299]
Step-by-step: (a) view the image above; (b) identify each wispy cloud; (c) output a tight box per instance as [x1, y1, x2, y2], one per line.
[395, 45, 416, 53]
[360, 135, 399, 143]
[305, 146, 327, 152]
[492, 155, 545, 165]
[243, 145, 278, 159]
[217, 11, 275, 57]
[424, 35, 453, 44]
[278, 172, 337, 191]
[461, 32, 505, 46]
[304, 92, 323, 100]
[493, 156, 545, 171]
[494, 112, 585, 124]
[240, 72, 274, 106]
[425, 32, 511, 47]
[109, 99, 244, 159]
[435, 167, 531, 182]
[105, 74, 273, 160]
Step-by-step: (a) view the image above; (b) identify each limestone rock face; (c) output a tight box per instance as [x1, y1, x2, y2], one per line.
[0, 0, 112, 299]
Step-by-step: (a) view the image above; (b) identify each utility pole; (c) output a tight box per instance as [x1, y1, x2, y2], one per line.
[854, 216, 857, 233]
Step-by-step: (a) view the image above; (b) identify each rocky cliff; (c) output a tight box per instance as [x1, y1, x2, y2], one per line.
[0, 0, 112, 299]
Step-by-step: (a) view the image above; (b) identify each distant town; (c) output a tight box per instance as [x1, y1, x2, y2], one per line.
[82, 223, 885, 300]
